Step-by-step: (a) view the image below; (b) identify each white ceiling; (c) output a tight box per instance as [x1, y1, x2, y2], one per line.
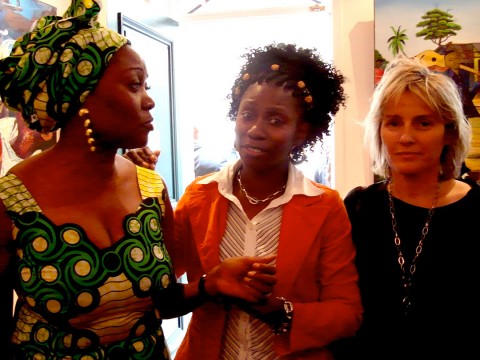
[134, 0, 328, 27]
[183, 0, 323, 15]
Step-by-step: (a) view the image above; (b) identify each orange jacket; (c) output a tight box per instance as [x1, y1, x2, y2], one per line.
[171, 178, 362, 360]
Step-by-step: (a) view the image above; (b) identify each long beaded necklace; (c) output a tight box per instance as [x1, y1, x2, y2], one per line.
[387, 180, 439, 315]
[237, 170, 286, 205]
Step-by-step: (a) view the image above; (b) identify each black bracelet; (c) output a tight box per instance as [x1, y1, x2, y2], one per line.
[197, 274, 209, 300]
[197, 274, 230, 307]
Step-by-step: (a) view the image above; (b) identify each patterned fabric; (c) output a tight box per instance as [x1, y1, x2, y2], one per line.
[0, 0, 128, 133]
[0, 166, 174, 359]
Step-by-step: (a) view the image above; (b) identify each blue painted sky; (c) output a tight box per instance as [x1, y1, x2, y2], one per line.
[375, 0, 479, 61]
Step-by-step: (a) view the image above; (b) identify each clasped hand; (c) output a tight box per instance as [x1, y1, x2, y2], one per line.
[209, 256, 287, 326]
[206, 255, 277, 304]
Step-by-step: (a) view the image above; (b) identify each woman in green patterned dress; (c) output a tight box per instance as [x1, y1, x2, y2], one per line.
[0, 1, 276, 359]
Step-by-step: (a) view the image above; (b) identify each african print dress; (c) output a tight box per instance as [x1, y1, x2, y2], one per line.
[0, 166, 174, 360]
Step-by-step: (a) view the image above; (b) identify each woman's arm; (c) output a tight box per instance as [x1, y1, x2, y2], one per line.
[156, 177, 278, 319]
[156, 255, 277, 319]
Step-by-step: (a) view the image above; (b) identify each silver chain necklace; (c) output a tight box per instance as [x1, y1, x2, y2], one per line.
[387, 180, 439, 315]
[236, 170, 286, 205]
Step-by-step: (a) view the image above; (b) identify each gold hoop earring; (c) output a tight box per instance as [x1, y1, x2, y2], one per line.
[79, 108, 95, 152]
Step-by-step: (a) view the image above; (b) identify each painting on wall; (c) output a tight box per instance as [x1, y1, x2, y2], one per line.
[0, 0, 57, 176]
[374, 0, 480, 174]
[1, 0, 56, 58]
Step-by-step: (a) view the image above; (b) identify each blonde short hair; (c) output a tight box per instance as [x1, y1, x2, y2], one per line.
[364, 56, 472, 180]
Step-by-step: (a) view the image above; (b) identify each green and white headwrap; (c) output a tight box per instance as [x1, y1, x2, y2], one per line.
[0, 0, 128, 133]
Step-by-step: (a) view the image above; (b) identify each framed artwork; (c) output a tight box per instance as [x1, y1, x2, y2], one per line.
[0, 0, 57, 176]
[374, 0, 479, 84]
[117, 14, 179, 202]
[374, 0, 480, 172]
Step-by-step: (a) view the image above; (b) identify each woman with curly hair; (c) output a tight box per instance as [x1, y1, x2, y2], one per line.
[129, 42, 362, 359]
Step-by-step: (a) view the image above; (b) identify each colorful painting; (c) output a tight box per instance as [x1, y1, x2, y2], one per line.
[0, 0, 57, 175]
[375, 0, 480, 172]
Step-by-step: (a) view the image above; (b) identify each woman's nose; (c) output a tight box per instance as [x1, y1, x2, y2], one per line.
[144, 96, 155, 110]
[247, 121, 264, 138]
[399, 128, 415, 143]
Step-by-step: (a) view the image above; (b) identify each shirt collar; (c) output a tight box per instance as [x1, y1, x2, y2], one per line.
[198, 159, 324, 203]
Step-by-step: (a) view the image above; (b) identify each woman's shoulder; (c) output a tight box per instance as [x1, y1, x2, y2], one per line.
[344, 181, 387, 201]
[459, 176, 480, 189]
[303, 180, 345, 206]
[343, 181, 387, 215]
[458, 177, 480, 201]
[135, 166, 165, 196]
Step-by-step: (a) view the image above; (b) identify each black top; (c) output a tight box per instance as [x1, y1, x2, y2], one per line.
[331, 180, 480, 360]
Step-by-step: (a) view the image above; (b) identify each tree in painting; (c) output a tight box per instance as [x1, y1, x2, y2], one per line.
[415, 8, 462, 47]
[387, 25, 409, 57]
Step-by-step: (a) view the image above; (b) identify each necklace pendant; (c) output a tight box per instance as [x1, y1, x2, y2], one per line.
[402, 296, 412, 316]
[388, 180, 439, 317]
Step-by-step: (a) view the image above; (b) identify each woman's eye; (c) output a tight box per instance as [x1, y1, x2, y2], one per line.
[270, 117, 283, 125]
[241, 111, 253, 120]
[130, 79, 149, 91]
[384, 119, 399, 127]
[419, 121, 432, 127]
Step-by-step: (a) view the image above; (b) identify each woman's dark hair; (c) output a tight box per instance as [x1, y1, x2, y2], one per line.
[228, 42, 347, 152]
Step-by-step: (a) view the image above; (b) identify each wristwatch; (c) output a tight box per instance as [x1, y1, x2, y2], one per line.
[272, 297, 294, 335]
